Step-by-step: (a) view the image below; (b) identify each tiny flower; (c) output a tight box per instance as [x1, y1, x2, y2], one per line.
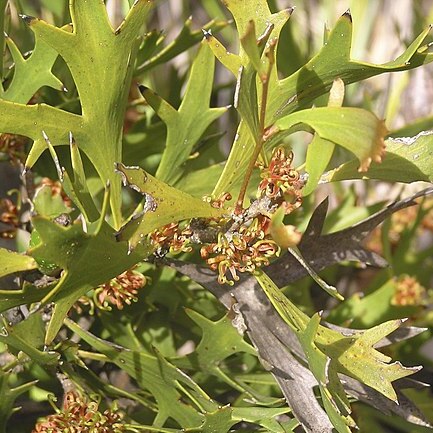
[0, 198, 19, 238]
[257, 147, 303, 213]
[201, 215, 281, 285]
[0, 133, 27, 164]
[210, 192, 232, 209]
[32, 391, 125, 433]
[94, 267, 147, 310]
[150, 221, 192, 254]
[391, 275, 427, 307]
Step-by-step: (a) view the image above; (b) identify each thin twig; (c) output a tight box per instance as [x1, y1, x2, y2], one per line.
[236, 40, 277, 212]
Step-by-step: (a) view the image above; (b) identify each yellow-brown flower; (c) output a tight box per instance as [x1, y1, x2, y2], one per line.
[258, 147, 303, 214]
[391, 275, 427, 307]
[201, 215, 280, 285]
[150, 221, 192, 254]
[32, 391, 125, 433]
[94, 267, 147, 310]
[0, 198, 19, 239]
[0, 133, 27, 164]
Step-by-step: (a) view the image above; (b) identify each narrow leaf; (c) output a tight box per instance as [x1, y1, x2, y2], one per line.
[115, 163, 226, 248]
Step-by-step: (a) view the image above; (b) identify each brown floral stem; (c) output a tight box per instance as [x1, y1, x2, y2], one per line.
[236, 40, 276, 213]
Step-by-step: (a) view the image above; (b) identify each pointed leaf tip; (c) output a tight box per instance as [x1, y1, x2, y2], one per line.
[343, 9, 352, 21]
[18, 14, 36, 25]
[202, 28, 212, 39]
[138, 84, 148, 95]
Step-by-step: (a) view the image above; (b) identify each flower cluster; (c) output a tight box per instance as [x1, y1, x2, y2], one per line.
[257, 147, 303, 214]
[0, 198, 19, 238]
[32, 391, 125, 433]
[149, 221, 193, 255]
[199, 147, 303, 285]
[200, 215, 280, 285]
[367, 197, 433, 254]
[391, 275, 427, 307]
[0, 133, 27, 164]
[94, 267, 147, 310]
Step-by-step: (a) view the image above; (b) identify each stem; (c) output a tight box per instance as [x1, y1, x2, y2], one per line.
[77, 350, 109, 362]
[0, 0, 7, 81]
[236, 40, 276, 213]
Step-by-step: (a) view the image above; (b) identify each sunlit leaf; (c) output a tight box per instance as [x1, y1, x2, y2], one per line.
[140, 42, 227, 186]
[213, 11, 433, 197]
[297, 314, 355, 433]
[1, 31, 63, 103]
[0, 0, 153, 227]
[272, 106, 387, 172]
[28, 214, 149, 344]
[115, 163, 226, 248]
[0, 248, 37, 278]
[324, 130, 433, 183]
[255, 270, 420, 402]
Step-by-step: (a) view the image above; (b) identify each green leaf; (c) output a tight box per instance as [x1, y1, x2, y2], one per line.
[303, 78, 343, 195]
[255, 270, 420, 402]
[297, 314, 355, 433]
[186, 309, 256, 366]
[198, 406, 236, 433]
[181, 309, 257, 394]
[33, 185, 71, 218]
[231, 407, 292, 433]
[213, 11, 433, 197]
[1, 31, 63, 103]
[136, 17, 228, 74]
[115, 163, 226, 248]
[28, 210, 150, 344]
[0, 314, 60, 365]
[204, 31, 241, 76]
[327, 277, 423, 328]
[62, 137, 101, 222]
[2, 1, 153, 227]
[0, 0, 6, 82]
[321, 319, 421, 403]
[223, 0, 290, 64]
[141, 42, 227, 186]
[303, 135, 335, 196]
[65, 318, 214, 429]
[272, 106, 387, 172]
[0, 371, 37, 433]
[175, 163, 224, 196]
[234, 64, 259, 141]
[240, 20, 271, 79]
[211, 4, 291, 198]
[0, 283, 52, 314]
[324, 131, 433, 183]
[274, 13, 433, 118]
[0, 248, 37, 277]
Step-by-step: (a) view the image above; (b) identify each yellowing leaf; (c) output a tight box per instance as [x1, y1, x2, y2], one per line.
[325, 130, 433, 183]
[0, 248, 37, 277]
[115, 163, 226, 248]
[255, 270, 420, 403]
[272, 107, 387, 172]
